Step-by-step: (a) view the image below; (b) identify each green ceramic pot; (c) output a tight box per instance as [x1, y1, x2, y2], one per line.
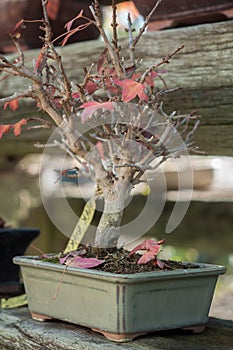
[13, 255, 225, 342]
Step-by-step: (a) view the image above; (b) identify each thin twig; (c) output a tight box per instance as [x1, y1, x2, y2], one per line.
[127, 13, 135, 65]
[41, 0, 72, 105]
[140, 45, 184, 84]
[132, 0, 163, 49]
[90, 1, 125, 79]
[111, 0, 121, 65]
[0, 89, 34, 106]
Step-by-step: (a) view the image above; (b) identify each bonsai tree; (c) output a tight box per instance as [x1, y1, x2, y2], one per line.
[0, 0, 200, 256]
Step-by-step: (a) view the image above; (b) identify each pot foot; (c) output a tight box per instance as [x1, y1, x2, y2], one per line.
[31, 312, 53, 322]
[182, 324, 206, 334]
[91, 327, 147, 342]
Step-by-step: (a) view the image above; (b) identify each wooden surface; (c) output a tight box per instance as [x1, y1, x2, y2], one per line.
[0, 307, 232, 349]
[0, 20, 233, 156]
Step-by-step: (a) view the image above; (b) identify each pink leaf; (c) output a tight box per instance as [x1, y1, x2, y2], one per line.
[59, 255, 69, 265]
[156, 258, 173, 270]
[62, 24, 91, 46]
[0, 125, 11, 139]
[66, 256, 105, 269]
[59, 249, 87, 265]
[114, 79, 148, 103]
[128, 239, 165, 265]
[128, 239, 162, 256]
[64, 10, 84, 31]
[72, 92, 80, 99]
[4, 99, 19, 111]
[138, 251, 157, 264]
[13, 118, 27, 136]
[144, 71, 158, 87]
[0, 118, 27, 139]
[79, 101, 114, 123]
[156, 259, 165, 269]
[84, 81, 99, 94]
[105, 79, 120, 95]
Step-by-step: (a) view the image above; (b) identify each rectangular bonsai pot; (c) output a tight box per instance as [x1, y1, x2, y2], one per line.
[13, 256, 225, 342]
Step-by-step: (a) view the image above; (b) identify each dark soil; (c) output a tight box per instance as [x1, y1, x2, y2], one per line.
[43, 246, 199, 274]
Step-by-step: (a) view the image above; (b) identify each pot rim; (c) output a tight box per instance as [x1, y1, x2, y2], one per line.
[13, 255, 226, 284]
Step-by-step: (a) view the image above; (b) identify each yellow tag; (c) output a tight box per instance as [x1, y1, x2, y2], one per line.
[141, 184, 151, 196]
[64, 197, 96, 253]
[1, 294, 27, 309]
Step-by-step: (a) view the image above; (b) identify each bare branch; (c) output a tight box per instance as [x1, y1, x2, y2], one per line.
[0, 52, 40, 83]
[111, 0, 121, 65]
[140, 45, 184, 84]
[127, 13, 135, 66]
[27, 117, 54, 128]
[132, 0, 163, 49]
[0, 89, 34, 106]
[90, 1, 125, 79]
[41, 0, 72, 107]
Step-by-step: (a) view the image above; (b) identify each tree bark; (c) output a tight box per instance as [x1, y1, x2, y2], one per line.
[94, 179, 132, 247]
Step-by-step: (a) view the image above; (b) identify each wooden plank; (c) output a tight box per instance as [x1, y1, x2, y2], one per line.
[0, 308, 233, 350]
[0, 20, 233, 156]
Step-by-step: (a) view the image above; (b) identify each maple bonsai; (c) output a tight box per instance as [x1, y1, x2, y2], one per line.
[0, 0, 200, 256]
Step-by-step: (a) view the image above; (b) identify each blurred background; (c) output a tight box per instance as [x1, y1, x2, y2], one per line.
[0, 0, 232, 319]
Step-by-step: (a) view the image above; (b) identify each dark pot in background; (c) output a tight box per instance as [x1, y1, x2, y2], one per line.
[0, 228, 39, 297]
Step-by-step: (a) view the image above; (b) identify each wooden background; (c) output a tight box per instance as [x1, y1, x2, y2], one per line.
[0, 20, 233, 156]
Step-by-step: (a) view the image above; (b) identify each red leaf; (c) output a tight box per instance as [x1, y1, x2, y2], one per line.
[59, 249, 87, 264]
[66, 256, 105, 269]
[60, 11, 94, 46]
[156, 258, 173, 270]
[145, 71, 158, 87]
[131, 73, 141, 80]
[128, 239, 163, 256]
[61, 23, 91, 46]
[114, 79, 148, 102]
[64, 10, 84, 31]
[0, 125, 11, 139]
[105, 79, 120, 95]
[79, 101, 114, 123]
[4, 99, 19, 111]
[138, 251, 157, 264]
[84, 81, 99, 94]
[13, 118, 27, 136]
[72, 92, 80, 99]
[0, 119, 27, 139]
[156, 259, 165, 269]
[128, 239, 165, 265]
[72, 81, 99, 100]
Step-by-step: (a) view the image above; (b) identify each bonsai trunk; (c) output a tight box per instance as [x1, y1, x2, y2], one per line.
[94, 179, 132, 248]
